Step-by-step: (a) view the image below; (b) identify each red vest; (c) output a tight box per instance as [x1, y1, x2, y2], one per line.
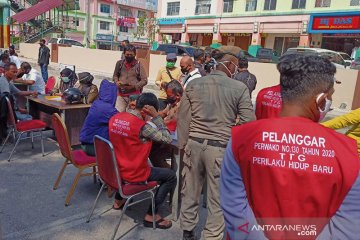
[232, 117, 359, 239]
[109, 112, 152, 183]
[255, 84, 282, 120]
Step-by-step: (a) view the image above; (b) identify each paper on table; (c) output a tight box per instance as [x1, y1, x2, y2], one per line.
[44, 96, 62, 101]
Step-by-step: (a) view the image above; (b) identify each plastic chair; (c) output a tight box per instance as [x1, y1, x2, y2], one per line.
[87, 135, 158, 240]
[0, 97, 45, 161]
[51, 113, 97, 206]
[45, 76, 56, 94]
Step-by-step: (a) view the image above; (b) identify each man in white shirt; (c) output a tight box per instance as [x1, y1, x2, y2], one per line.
[180, 56, 202, 89]
[10, 55, 21, 69]
[14, 62, 45, 94]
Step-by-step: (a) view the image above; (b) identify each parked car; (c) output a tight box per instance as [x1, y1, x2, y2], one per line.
[156, 44, 195, 57]
[256, 48, 280, 63]
[238, 50, 258, 62]
[350, 58, 360, 70]
[48, 38, 84, 48]
[339, 52, 353, 65]
[284, 48, 351, 69]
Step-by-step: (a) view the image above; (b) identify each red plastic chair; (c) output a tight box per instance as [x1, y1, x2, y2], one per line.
[0, 97, 45, 161]
[51, 113, 97, 206]
[45, 76, 56, 94]
[86, 135, 158, 240]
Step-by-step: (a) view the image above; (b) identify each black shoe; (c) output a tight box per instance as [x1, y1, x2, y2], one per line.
[183, 230, 195, 240]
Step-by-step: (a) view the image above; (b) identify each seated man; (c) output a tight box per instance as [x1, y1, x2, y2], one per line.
[80, 79, 118, 156]
[148, 80, 183, 168]
[0, 63, 37, 121]
[14, 62, 45, 94]
[109, 92, 177, 229]
[221, 54, 360, 239]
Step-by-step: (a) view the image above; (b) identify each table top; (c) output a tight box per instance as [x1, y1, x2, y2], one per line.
[27, 95, 91, 110]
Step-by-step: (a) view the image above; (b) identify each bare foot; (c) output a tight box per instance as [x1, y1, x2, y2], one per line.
[113, 199, 126, 209]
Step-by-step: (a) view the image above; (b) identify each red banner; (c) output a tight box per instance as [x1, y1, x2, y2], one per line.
[312, 15, 360, 30]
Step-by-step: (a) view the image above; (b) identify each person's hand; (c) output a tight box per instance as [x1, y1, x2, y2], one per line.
[30, 91, 38, 97]
[119, 84, 136, 94]
[161, 82, 167, 89]
[142, 105, 159, 118]
[159, 105, 170, 118]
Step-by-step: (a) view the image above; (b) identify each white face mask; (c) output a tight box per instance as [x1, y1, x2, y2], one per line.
[316, 93, 332, 122]
[218, 61, 238, 79]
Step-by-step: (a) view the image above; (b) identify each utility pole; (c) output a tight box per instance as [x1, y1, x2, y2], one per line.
[86, 0, 91, 48]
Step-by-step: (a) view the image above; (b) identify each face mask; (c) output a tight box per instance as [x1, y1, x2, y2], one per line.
[316, 93, 332, 122]
[167, 97, 177, 105]
[181, 66, 189, 75]
[166, 62, 176, 68]
[218, 61, 238, 79]
[61, 77, 70, 83]
[125, 56, 135, 63]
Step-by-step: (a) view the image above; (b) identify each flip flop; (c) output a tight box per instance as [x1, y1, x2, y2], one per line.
[143, 218, 172, 229]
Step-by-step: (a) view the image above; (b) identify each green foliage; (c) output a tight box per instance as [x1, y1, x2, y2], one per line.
[133, 17, 157, 44]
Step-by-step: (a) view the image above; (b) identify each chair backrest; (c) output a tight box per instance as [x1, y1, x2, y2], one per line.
[5, 97, 17, 129]
[45, 76, 56, 94]
[51, 113, 73, 161]
[93, 135, 122, 193]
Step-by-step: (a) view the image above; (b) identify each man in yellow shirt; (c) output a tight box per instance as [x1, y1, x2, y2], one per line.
[322, 108, 360, 155]
[155, 53, 182, 110]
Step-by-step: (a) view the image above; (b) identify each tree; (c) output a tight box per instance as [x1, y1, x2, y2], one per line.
[133, 16, 157, 44]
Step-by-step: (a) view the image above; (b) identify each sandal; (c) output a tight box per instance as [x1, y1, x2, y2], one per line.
[112, 200, 126, 210]
[143, 218, 172, 229]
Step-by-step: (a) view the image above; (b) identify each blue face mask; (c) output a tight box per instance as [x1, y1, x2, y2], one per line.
[61, 77, 70, 83]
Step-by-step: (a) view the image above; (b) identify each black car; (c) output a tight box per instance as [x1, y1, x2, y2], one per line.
[238, 49, 279, 63]
[156, 44, 195, 57]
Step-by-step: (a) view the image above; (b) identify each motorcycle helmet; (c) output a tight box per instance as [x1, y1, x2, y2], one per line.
[63, 88, 83, 104]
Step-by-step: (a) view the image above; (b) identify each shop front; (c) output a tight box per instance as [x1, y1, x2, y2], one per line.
[95, 34, 119, 50]
[219, 19, 253, 50]
[186, 19, 216, 47]
[309, 12, 360, 56]
[158, 18, 185, 44]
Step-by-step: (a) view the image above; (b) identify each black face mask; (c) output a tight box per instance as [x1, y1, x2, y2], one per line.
[181, 67, 189, 75]
[167, 97, 177, 104]
[125, 56, 135, 63]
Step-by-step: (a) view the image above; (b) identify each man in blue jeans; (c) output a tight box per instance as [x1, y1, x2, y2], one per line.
[38, 39, 50, 82]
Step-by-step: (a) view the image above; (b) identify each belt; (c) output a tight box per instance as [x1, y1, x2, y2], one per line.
[189, 136, 227, 148]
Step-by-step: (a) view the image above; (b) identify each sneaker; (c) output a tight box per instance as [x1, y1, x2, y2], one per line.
[183, 230, 195, 240]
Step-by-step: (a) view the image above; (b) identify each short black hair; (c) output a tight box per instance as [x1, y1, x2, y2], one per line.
[193, 49, 205, 61]
[4, 62, 17, 71]
[165, 80, 183, 96]
[136, 92, 159, 111]
[40, 39, 46, 44]
[0, 53, 9, 61]
[20, 62, 32, 71]
[124, 44, 136, 54]
[123, 40, 130, 45]
[238, 57, 248, 68]
[277, 54, 336, 103]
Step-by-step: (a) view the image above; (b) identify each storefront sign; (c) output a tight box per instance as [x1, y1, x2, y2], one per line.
[117, 17, 136, 28]
[96, 34, 114, 41]
[158, 18, 185, 25]
[221, 33, 251, 37]
[309, 12, 360, 33]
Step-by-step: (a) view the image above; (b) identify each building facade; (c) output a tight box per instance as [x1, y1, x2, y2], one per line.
[44, 0, 156, 50]
[157, 0, 360, 56]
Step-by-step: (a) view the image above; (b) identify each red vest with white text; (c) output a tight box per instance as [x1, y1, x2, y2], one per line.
[109, 112, 152, 183]
[232, 117, 359, 239]
[255, 84, 282, 120]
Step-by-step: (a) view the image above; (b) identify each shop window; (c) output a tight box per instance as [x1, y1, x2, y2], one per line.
[120, 8, 133, 17]
[292, 0, 306, 9]
[99, 21, 110, 31]
[73, 17, 80, 27]
[120, 26, 128, 32]
[138, 10, 147, 18]
[264, 0, 277, 10]
[167, 2, 180, 16]
[315, 0, 331, 7]
[246, 0, 257, 11]
[100, 4, 111, 14]
[195, 0, 211, 15]
[223, 0, 234, 13]
[350, 0, 360, 6]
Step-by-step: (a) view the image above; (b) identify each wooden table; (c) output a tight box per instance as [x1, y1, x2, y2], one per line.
[28, 95, 91, 146]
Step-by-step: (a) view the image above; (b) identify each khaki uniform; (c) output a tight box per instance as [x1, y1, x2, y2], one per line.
[177, 70, 255, 239]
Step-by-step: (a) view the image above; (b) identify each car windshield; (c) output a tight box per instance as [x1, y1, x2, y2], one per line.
[340, 53, 351, 60]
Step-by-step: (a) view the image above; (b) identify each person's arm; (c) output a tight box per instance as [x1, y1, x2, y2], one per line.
[221, 139, 267, 240]
[45, 47, 50, 63]
[134, 63, 148, 91]
[177, 90, 191, 149]
[112, 60, 121, 82]
[13, 78, 35, 85]
[322, 108, 360, 130]
[87, 85, 99, 104]
[237, 86, 256, 124]
[317, 171, 360, 240]
[50, 79, 61, 95]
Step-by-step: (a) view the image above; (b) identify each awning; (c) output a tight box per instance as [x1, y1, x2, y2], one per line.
[11, 0, 64, 24]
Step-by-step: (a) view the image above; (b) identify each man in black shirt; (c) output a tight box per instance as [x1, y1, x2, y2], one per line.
[234, 56, 257, 98]
[193, 48, 207, 77]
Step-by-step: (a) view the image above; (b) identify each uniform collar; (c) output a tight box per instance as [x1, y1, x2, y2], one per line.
[127, 108, 143, 120]
[210, 70, 228, 77]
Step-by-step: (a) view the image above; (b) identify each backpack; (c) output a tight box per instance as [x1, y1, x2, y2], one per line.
[116, 59, 141, 82]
